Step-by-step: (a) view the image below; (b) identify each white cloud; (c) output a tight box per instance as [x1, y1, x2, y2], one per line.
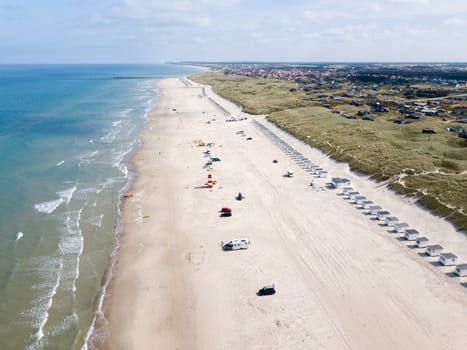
[116, 0, 212, 27]
[444, 17, 466, 26]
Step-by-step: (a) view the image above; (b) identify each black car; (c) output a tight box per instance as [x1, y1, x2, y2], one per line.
[220, 212, 232, 217]
[257, 284, 276, 296]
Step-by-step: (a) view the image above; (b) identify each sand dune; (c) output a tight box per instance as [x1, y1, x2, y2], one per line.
[101, 78, 467, 350]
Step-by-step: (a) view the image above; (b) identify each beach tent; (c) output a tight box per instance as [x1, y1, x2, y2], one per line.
[439, 253, 458, 266]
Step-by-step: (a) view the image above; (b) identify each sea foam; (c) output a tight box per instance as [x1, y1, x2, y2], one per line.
[34, 199, 64, 214]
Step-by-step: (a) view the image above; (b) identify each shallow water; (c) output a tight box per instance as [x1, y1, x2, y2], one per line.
[0, 64, 201, 349]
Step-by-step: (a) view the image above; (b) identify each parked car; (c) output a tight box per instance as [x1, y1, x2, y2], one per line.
[422, 128, 437, 134]
[220, 212, 232, 217]
[257, 284, 276, 296]
[222, 238, 250, 251]
[220, 207, 232, 213]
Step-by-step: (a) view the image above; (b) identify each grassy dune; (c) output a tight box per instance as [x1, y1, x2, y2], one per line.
[191, 72, 467, 231]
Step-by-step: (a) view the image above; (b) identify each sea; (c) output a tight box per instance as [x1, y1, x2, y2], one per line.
[0, 64, 202, 350]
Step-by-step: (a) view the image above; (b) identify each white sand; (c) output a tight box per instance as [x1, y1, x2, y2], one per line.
[101, 77, 467, 350]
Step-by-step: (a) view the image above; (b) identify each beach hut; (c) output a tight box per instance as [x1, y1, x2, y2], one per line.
[394, 223, 409, 233]
[313, 168, 324, 175]
[369, 205, 383, 215]
[377, 211, 391, 221]
[340, 186, 354, 195]
[384, 216, 399, 226]
[318, 171, 328, 178]
[345, 191, 359, 199]
[426, 244, 444, 257]
[455, 264, 467, 277]
[404, 229, 419, 241]
[353, 196, 366, 204]
[331, 177, 350, 189]
[416, 237, 430, 248]
[439, 253, 458, 266]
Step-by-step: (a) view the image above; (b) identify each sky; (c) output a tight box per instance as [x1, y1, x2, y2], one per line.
[1, 0, 467, 63]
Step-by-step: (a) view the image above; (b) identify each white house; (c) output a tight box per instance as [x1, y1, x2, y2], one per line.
[385, 217, 399, 226]
[455, 264, 467, 277]
[426, 245, 444, 257]
[394, 223, 409, 233]
[416, 237, 430, 248]
[439, 253, 457, 266]
[404, 229, 419, 241]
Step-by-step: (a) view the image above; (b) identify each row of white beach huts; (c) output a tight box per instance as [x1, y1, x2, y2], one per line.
[253, 120, 329, 179]
[253, 119, 467, 279]
[331, 176, 467, 277]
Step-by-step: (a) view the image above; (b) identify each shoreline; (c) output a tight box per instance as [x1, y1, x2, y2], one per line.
[97, 77, 467, 349]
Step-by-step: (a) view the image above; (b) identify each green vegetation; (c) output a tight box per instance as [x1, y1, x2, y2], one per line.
[191, 72, 467, 231]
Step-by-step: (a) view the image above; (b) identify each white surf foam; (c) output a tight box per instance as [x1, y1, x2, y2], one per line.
[27, 260, 63, 349]
[57, 186, 77, 207]
[56, 161, 65, 166]
[34, 199, 64, 214]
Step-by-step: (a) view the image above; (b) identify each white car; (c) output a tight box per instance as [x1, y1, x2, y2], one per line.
[222, 238, 250, 251]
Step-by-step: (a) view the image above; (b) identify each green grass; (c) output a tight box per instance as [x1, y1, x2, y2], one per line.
[191, 72, 467, 231]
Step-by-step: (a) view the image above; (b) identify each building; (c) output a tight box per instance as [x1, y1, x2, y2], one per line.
[426, 244, 444, 257]
[377, 211, 391, 220]
[394, 223, 409, 233]
[369, 205, 383, 215]
[416, 237, 430, 248]
[385, 217, 399, 226]
[455, 264, 467, 277]
[439, 253, 458, 266]
[331, 177, 351, 189]
[404, 229, 419, 241]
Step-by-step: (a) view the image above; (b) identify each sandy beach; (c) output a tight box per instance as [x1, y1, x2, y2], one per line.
[100, 77, 467, 350]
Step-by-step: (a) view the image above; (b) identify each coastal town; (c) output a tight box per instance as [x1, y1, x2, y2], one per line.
[188, 62, 467, 138]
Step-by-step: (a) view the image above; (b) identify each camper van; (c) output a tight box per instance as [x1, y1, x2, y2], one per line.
[222, 238, 250, 251]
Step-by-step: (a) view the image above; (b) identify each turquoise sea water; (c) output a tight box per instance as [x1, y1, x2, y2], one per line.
[0, 64, 201, 350]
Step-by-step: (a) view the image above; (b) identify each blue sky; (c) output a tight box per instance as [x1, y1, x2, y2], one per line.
[1, 0, 467, 63]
